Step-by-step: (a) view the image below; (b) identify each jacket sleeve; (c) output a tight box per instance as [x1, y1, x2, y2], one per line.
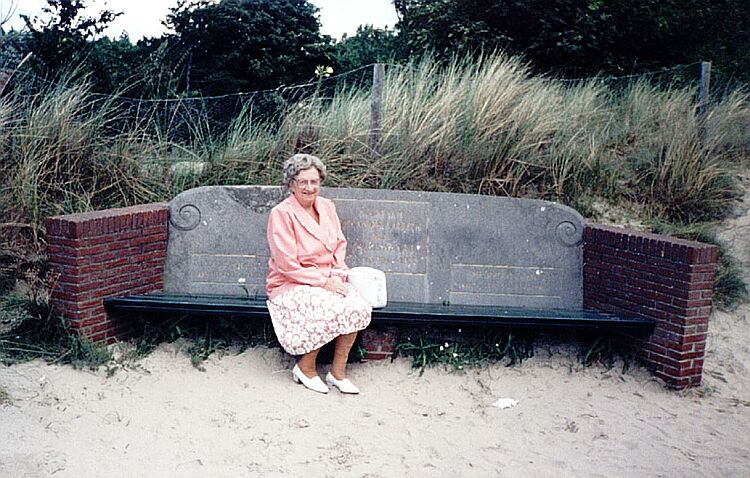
[267, 207, 327, 288]
[330, 202, 349, 278]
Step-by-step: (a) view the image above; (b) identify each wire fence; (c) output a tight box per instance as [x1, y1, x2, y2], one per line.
[0, 60, 378, 141]
[1, 57, 746, 143]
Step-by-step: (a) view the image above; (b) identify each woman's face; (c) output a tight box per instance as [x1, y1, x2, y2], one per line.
[290, 167, 321, 209]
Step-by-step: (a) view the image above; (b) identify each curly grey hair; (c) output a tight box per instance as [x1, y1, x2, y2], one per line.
[281, 154, 327, 196]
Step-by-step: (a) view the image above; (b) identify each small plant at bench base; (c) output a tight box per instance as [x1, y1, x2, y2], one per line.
[394, 327, 536, 374]
[68, 336, 112, 370]
[579, 332, 638, 373]
[0, 292, 112, 369]
[129, 314, 280, 370]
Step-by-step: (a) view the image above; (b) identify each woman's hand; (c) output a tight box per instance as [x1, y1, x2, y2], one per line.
[324, 276, 348, 297]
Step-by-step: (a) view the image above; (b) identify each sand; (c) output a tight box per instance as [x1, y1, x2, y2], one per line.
[2, 183, 749, 477]
[1, 320, 749, 478]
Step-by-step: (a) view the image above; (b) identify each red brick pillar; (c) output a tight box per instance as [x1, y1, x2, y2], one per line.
[583, 224, 718, 389]
[46, 203, 169, 343]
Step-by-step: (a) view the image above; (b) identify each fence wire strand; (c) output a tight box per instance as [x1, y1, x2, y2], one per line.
[0, 56, 745, 143]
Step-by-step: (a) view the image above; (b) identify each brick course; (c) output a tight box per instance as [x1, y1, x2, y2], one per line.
[46, 203, 169, 343]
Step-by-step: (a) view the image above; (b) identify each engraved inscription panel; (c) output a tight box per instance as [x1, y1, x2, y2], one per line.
[450, 264, 563, 305]
[337, 200, 429, 274]
[188, 254, 268, 295]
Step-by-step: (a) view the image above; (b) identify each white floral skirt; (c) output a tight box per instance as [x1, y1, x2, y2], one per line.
[267, 284, 372, 356]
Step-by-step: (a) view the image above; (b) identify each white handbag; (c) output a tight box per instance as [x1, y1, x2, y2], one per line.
[347, 267, 388, 308]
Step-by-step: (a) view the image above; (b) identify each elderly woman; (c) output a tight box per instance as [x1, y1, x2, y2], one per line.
[266, 154, 372, 394]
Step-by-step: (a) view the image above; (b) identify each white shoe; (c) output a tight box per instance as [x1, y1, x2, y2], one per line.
[325, 372, 360, 394]
[292, 364, 329, 394]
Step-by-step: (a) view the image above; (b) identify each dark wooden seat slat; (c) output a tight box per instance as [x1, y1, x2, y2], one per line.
[105, 292, 655, 332]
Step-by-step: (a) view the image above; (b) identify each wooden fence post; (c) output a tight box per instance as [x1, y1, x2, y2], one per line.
[370, 63, 385, 156]
[697, 61, 711, 141]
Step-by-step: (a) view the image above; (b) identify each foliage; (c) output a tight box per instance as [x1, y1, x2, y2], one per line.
[332, 25, 399, 72]
[613, 81, 745, 222]
[0, 30, 28, 68]
[579, 333, 635, 371]
[396, 327, 641, 374]
[0, 292, 112, 368]
[268, 54, 744, 215]
[6, 0, 748, 99]
[86, 36, 142, 94]
[0, 251, 46, 295]
[393, 0, 750, 81]
[20, 0, 122, 77]
[0, 73, 168, 250]
[163, 0, 331, 96]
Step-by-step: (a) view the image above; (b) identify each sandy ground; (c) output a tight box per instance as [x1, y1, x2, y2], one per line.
[1, 321, 749, 478]
[2, 183, 749, 477]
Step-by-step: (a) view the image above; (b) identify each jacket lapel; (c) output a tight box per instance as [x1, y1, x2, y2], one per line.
[288, 195, 333, 251]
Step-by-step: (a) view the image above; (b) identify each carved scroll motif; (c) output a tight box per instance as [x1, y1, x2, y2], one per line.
[170, 204, 201, 231]
[555, 220, 583, 247]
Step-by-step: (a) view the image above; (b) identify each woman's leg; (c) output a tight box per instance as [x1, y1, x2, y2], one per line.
[331, 331, 358, 380]
[297, 347, 321, 378]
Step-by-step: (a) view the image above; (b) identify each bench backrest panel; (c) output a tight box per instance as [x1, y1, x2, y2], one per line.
[164, 186, 584, 308]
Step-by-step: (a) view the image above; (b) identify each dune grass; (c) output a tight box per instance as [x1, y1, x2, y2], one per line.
[2, 53, 747, 248]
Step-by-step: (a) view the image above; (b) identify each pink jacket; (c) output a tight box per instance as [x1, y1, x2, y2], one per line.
[265, 194, 349, 299]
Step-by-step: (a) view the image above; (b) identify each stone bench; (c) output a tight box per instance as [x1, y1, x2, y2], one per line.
[46, 186, 719, 389]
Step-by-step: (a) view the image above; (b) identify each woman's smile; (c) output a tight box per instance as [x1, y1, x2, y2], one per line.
[292, 168, 321, 207]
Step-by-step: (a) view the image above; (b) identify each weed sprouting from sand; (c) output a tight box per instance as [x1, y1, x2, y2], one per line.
[124, 315, 281, 370]
[0, 292, 112, 369]
[579, 333, 637, 372]
[68, 336, 112, 370]
[394, 328, 535, 374]
[395, 327, 650, 373]
[0, 292, 262, 371]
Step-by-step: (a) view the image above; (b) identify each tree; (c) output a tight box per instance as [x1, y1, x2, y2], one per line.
[332, 25, 400, 72]
[393, 0, 750, 80]
[164, 0, 332, 95]
[21, 0, 121, 76]
[0, 0, 19, 35]
[87, 36, 142, 93]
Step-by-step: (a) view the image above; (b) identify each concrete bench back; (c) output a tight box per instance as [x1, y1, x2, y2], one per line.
[164, 186, 585, 308]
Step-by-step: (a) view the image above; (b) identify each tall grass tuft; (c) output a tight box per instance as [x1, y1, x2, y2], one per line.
[1, 75, 170, 249]
[4, 54, 747, 245]
[612, 81, 743, 221]
[249, 54, 747, 217]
